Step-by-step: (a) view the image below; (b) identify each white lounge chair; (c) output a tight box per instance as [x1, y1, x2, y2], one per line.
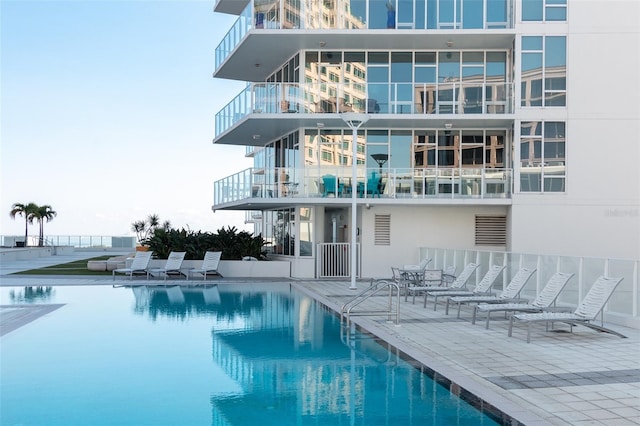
[112, 251, 152, 281]
[413, 263, 480, 309]
[427, 264, 505, 311]
[401, 256, 432, 272]
[508, 276, 626, 343]
[187, 251, 223, 280]
[445, 267, 536, 318]
[472, 272, 575, 329]
[147, 251, 186, 280]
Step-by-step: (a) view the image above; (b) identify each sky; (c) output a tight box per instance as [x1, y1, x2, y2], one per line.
[0, 0, 251, 239]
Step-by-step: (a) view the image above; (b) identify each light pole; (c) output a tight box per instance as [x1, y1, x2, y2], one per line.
[341, 112, 370, 290]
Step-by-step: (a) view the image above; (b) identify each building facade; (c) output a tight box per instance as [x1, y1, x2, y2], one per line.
[211, 0, 640, 279]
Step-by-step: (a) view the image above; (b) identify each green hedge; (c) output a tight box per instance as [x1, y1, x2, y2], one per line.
[145, 226, 268, 260]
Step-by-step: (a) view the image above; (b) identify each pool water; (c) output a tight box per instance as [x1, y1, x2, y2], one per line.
[0, 284, 500, 425]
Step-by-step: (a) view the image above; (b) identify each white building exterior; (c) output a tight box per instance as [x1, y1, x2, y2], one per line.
[211, 0, 639, 281]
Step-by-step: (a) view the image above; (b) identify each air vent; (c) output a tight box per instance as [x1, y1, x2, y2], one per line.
[374, 214, 391, 245]
[475, 215, 507, 246]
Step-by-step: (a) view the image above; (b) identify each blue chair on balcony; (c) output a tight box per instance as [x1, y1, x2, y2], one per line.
[322, 174, 343, 197]
[365, 173, 382, 197]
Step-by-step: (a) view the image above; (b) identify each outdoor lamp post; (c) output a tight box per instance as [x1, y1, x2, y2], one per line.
[341, 112, 370, 290]
[370, 153, 389, 173]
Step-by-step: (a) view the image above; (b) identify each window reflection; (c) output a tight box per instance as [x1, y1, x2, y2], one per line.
[521, 36, 566, 107]
[520, 121, 565, 193]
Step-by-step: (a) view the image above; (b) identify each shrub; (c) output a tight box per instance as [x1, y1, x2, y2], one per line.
[145, 226, 268, 260]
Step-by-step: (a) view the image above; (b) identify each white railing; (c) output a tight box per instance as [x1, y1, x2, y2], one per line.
[419, 247, 639, 328]
[215, 81, 514, 137]
[214, 0, 515, 70]
[1, 235, 136, 249]
[213, 167, 512, 206]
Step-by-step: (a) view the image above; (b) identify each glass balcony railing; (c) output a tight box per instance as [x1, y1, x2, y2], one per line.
[215, 82, 514, 137]
[213, 167, 512, 206]
[215, 0, 514, 70]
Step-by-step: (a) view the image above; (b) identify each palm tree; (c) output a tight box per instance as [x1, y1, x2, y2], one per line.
[131, 214, 171, 246]
[33, 205, 57, 246]
[9, 202, 38, 246]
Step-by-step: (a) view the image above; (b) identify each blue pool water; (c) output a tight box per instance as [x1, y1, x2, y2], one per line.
[1, 284, 501, 425]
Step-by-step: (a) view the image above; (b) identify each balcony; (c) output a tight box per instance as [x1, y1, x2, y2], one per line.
[214, 82, 514, 145]
[214, 1, 515, 81]
[213, 167, 512, 210]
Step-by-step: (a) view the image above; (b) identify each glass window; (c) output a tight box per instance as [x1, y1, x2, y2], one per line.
[389, 130, 412, 169]
[487, 0, 508, 27]
[463, 0, 484, 29]
[391, 52, 412, 82]
[546, 0, 567, 21]
[299, 207, 313, 256]
[520, 121, 565, 192]
[523, 0, 566, 22]
[521, 36, 567, 107]
[522, 0, 543, 21]
[544, 36, 566, 106]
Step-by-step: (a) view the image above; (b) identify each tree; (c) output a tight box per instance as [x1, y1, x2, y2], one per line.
[131, 214, 171, 246]
[9, 202, 38, 246]
[33, 205, 57, 246]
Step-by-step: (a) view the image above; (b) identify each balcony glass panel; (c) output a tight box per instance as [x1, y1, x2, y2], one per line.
[213, 166, 512, 206]
[214, 81, 515, 137]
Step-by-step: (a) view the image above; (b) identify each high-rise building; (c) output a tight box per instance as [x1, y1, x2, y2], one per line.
[212, 0, 639, 279]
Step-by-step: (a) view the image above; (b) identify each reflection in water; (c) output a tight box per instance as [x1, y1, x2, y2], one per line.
[8, 286, 55, 303]
[127, 284, 500, 424]
[130, 285, 292, 323]
[205, 287, 500, 426]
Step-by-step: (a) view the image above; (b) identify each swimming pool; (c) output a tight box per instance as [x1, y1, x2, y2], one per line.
[1, 284, 502, 425]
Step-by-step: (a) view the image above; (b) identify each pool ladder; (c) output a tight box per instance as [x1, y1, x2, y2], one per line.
[340, 279, 401, 327]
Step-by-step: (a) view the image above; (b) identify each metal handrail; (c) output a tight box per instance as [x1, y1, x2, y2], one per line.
[340, 279, 400, 326]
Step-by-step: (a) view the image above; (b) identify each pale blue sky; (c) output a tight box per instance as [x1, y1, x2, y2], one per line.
[1, 0, 251, 238]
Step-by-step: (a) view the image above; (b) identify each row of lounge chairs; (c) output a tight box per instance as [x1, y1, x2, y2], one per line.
[112, 251, 223, 281]
[391, 258, 626, 343]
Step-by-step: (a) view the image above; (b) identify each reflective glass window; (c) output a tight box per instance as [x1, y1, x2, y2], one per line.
[522, 0, 543, 21]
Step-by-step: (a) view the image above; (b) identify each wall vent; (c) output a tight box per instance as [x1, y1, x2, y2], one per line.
[374, 214, 391, 245]
[475, 215, 507, 246]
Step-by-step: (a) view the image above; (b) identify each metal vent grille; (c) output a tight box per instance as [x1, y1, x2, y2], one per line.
[374, 214, 391, 245]
[475, 215, 507, 246]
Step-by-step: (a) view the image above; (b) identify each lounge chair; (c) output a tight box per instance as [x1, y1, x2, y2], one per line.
[472, 272, 575, 329]
[401, 256, 432, 272]
[508, 276, 626, 343]
[442, 265, 457, 285]
[427, 264, 505, 311]
[187, 251, 223, 280]
[147, 251, 186, 280]
[112, 251, 152, 281]
[414, 263, 480, 308]
[445, 267, 536, 318]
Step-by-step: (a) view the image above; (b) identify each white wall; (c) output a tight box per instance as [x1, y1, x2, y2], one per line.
[359, 205, 509, 278]
[510, 0, 640, 260]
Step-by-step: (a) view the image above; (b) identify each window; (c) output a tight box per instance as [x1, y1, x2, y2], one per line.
[521, 36, 566, 107]
[522, 0, 567, 22]
[520, 121, 566, 192]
